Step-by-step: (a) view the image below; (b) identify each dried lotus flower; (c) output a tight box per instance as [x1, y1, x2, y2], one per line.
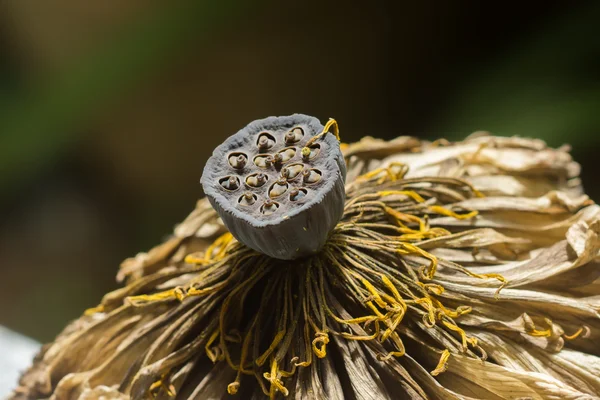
[11, 119, 600, 400]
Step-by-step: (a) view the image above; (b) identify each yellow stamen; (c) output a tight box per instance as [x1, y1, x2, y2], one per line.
[441, 320, 469, 350]
[227, 382, 240, 395]
[256, 330, 286, 366]
[341, 321, 381, 341]
[126, 288, 183, 306]
[263, 358, 289, 399]
[428, 205, 478, 220]
[206, 232, 234, 260]
[380, 312, 405, 342]
[361, 278, 388, 309]
[356, 162, 408, 184]
[431, 349, 451, 376]
[397, 242, 438, 279]
[418, 282, 445, 295]
[416, 298, 437, 327]
[83, 304, 104, 316]
[377, 190, 426, 203]
[461, 270, 508, 298]
[381, 275, 407, 306]
[205, 329, 221, 363]
[305, 118, 340, 149]
[564, 326, 588, 340]
[149, 374, 176, 397]
[527, 320, 553, 337]
[312, 332, 329, 358]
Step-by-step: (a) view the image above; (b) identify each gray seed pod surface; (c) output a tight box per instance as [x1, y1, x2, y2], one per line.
[201, 114, 346, 260]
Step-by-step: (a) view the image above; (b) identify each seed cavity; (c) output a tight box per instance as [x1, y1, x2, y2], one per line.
[281, 163, 304, 180]
[220, 176, 240, 191]
[302, 168, 322, 184]
[289, 187, 308, 202]
[228, 152, 248, 169]
[269, 179, 289, 198]
[285, 127, 304, 144]
[238, 192, 257, 206]
[257, 132, 276, 150]
[261, 199, 279, 215]
[254, 154, 274, 168]
[302, 144, 320, 160]
[246, 173, 268, 188]
[276, 147, 297, 163]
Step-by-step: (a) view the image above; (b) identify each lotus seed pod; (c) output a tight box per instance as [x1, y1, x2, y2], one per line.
[201, 114, 346, 259]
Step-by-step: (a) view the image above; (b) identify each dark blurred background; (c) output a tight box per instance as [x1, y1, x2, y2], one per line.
[0, 1, 598, 342]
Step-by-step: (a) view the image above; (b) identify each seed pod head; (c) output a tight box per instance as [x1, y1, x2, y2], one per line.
[201, 114, 347, 260]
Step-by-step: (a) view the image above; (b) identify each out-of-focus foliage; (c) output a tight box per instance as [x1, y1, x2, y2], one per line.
[433, 4, 600, 148]
[0, 0, 250, 189]
[0, 1, 598, 341]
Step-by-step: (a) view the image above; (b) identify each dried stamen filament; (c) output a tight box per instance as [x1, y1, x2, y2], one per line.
[220, 176, 240, 191]
[246, 173, 268, 188]
[302, 168, 322, 184]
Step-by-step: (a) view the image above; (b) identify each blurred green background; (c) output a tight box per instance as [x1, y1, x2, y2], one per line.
[0, 1, 598, 342]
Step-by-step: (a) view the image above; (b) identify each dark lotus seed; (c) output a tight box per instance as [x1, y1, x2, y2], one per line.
[273, 153, 283, 165]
